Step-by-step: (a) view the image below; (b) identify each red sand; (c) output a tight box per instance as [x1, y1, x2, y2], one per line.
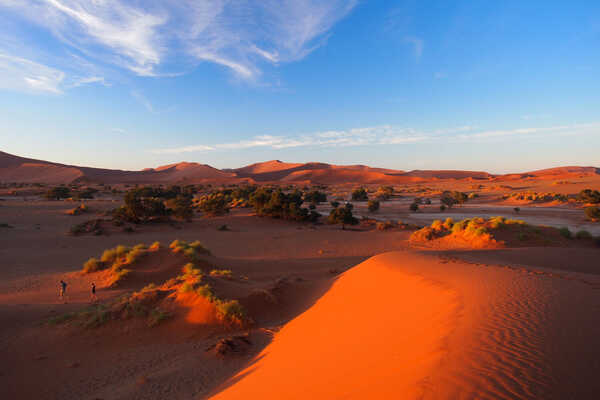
[211, 252, 459, 399]
[211, 251, 600, 399]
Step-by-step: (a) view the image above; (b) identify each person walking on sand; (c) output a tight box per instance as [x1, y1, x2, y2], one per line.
[59, 280, 67, 303]
[90, 282, 97, 302]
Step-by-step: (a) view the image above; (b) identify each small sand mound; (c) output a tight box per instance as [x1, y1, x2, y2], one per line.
[52, 241, 250, 330]
[409, 216, 593, 249]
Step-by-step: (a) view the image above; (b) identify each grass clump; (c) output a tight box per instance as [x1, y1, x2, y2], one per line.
[376, 220, 396, 231]
[148, 308, 172, 327]
[100, 248, 118, 263]
[82, 257, 103, 273]
[215, 299, 247, 325]
[584, 206, 600, 222]
[210, 269, 233, 279]
[170, 239, 211, 259]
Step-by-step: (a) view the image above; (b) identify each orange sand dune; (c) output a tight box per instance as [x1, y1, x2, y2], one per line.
[211, 252, 460, 399]
[1, 150, 598, 185]
[211, 251, 600, 399]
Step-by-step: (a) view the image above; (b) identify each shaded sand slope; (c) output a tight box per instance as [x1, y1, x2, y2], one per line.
[211, 251, 600, 400]
[210, 252, 460, 399]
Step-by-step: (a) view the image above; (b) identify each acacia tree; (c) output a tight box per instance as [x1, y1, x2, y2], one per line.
[351, 187, 368, 201]
[327, 203, 358, 229]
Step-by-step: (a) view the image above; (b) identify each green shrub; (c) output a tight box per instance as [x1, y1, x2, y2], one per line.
[215, 299, 247, 323]
[165, 195, 194, 221]
[125, 248, 146, 264]
[115, 245, 130, 258]
[148, 308, 171, 327]
[304, 190, 327, 204]
[443, 218, 454, 230]
[179, 282, 195, 293]
[351, 187, 368, 201]
[83, 257, 103, 273]
[249, 188, 319, 222]
[367, 200, 380, 212]
[584, 206, 600, 221]
[376, 221, 395, 230]
[196, 193, 230, 216]
[409, 202, 419, 212]
[577, 189, 600, 204]
[327, 203, 358, 226]
[439, 205, 446, 212]
[558, 227, 572, 239]
[196, 284, 216, 301]
[210, 269, 233, 279]
[44, 186, 70, 200]
[575, 230, 592, 239]
[100, 248, 118, 263]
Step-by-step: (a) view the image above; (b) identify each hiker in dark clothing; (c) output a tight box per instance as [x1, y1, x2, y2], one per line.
[59, 280, 67, 302]
[90, 282, 97, 302]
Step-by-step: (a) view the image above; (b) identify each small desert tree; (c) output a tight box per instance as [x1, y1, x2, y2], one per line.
[166, 195, 194, 221]
[351, 187, 368, 201]
[304, 190, 327, 205]
[410, 202, 419, 212]
[327, 203, 358, 228]
[578, 189, 600, 204]
[44, 186, 71, 200]
[367, 200, 380, 212]
[196, 193, 230, 216]
[585, 206, 600, 222]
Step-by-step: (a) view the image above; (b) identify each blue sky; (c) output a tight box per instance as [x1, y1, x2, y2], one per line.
[0, 0, 599, 173]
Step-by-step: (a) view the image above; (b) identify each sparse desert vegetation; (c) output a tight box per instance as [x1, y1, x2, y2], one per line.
[409, 216, 595, 249]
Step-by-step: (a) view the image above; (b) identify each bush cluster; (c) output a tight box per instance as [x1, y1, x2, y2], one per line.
[44, 186, 70, 200]
[440, 191, 468, 208]
[577, 189, 600, 204]
[584, 206, 600, 221]
[327, 203, 358, 226]
[249, 188, 320, 222]
[351, 187, 368, 201]
[367, 200, 380, 212]
[374, 186, 394, 201]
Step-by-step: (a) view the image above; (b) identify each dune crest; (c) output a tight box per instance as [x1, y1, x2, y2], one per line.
[210, 253, 459, 399]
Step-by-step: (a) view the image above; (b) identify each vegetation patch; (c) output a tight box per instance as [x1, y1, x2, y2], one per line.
[66, 203, 90, 216]
[327, 202, 358, 227]
[584, 206, 600, 222]
[409, 216, 587, 249]
[81, 242, 159, 287]
[69, 218, 104, 236]
[249, 188, 320, 222]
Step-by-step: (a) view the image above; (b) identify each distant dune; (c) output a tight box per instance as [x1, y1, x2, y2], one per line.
[0, 151, 597, 185]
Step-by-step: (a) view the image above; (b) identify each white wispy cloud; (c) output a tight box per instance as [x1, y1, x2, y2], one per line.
[150, 122, 600, 154]
[0, 52, 65, 94]
[0, 0, 357, 88]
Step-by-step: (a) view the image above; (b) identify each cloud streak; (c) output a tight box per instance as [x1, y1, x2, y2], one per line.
[0, 52, 65, 94]
[150, 122, 600, 154]
[0, 0, 357, 89]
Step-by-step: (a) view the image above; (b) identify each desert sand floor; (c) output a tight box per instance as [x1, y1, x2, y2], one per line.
[211, 251, 600, 400]
[1, 202, 600, 399]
